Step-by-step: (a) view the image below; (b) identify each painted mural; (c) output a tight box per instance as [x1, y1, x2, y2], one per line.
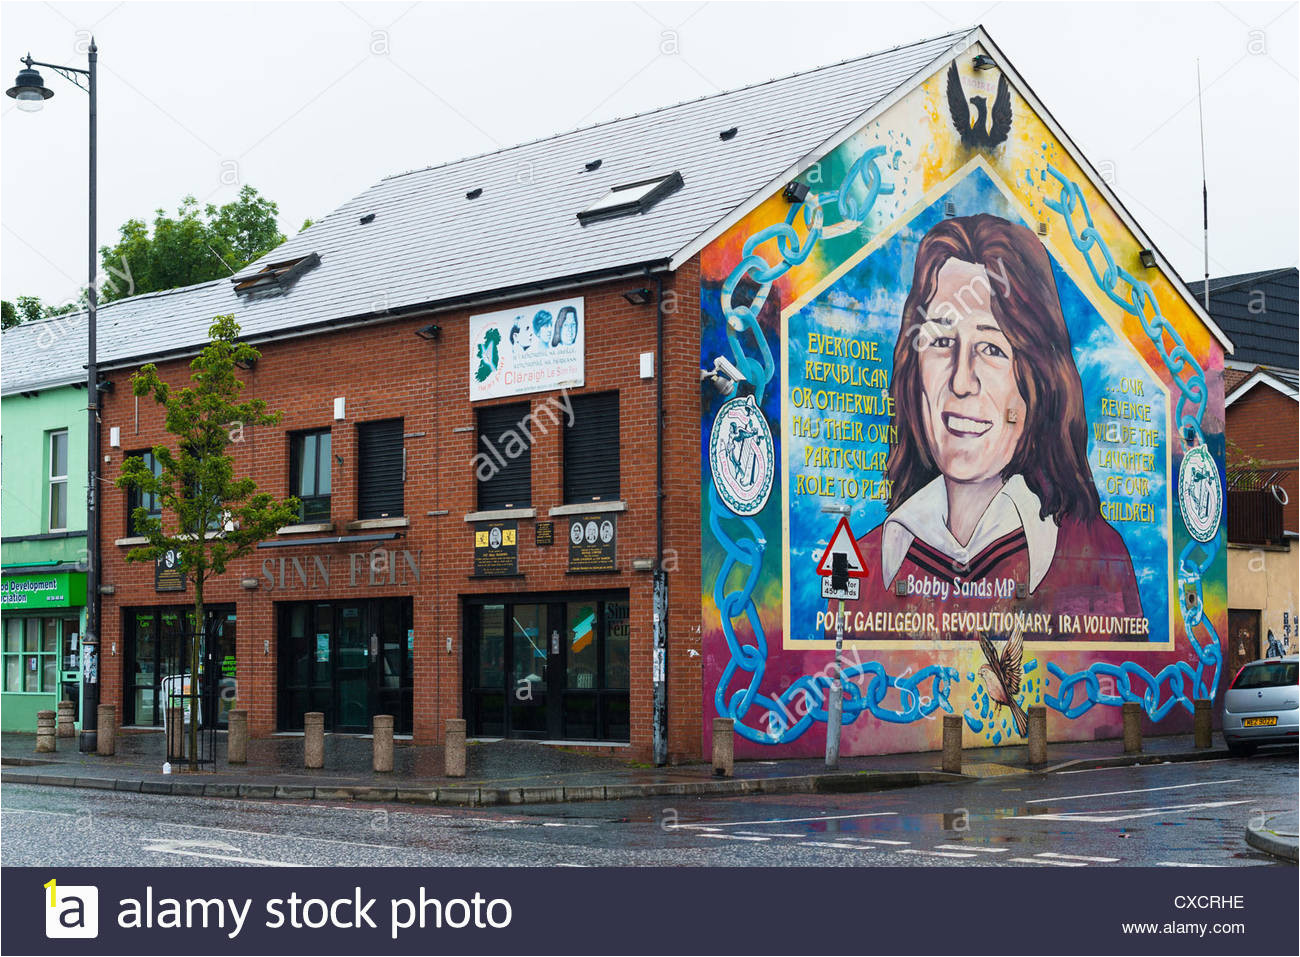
[700, 45, 1228, 757]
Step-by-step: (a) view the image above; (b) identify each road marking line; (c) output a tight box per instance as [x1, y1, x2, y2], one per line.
[1018, 799, 1252, 823]
[1008, 856, 1087, 866]
[698, 833, 770, 842]
[675, 811, 896, 830]
[803, 841, 868, 850]
[1154, 862, 1222, 867]
[1036, 852, 1119, 863]
[142, 842, 302, 867]
[539, 822, 598, 828]
[1, 808, 79, 817]
[160, 822, 394, 850]
[855, 838, 910, 846]
[899, 849, 976, 859]
[1026, 779, 1241, 803]
[935, 845, 1007, 853]
[735, 831, 806, 838]
[1058, 759, 1228, 774]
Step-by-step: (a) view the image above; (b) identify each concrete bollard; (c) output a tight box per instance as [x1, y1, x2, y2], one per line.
[166, 707, 185, 761]
[941, 713, 962, 774]
[1027, 705, 1048, 765]
[227, 709, 248, 765]
[304, 712, 325, 769]
[712, 717, 734, 777]
[373, 714, 394, 773]
[96, 704, 116, 756]
[1193, 698, 1213, 749]
[35, 710, 56, 753]
[56, 700, 75, 738]
[445, 718, 467, 778]
[1122, 701, 1143, 754]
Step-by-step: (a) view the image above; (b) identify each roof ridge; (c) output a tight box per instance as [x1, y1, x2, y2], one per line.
[1195, 266, 1298, 295]
[379, 27, 976, 184]
[2, 276, 229, 330]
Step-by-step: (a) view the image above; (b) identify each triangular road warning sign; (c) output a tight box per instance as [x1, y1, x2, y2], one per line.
[815, 516, 869, 578]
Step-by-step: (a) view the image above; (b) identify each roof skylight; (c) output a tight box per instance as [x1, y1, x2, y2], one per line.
[577, 171, 683, 224]
[232, 253, 320, 296]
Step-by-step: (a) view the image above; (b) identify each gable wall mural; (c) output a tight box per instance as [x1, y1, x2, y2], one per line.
[699, 42, 1229, 757]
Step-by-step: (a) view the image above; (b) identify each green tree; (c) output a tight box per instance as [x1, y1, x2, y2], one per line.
[0, 295, 80, 329]
[99, 186, 285, 303]
[117, 316, 298, 768]
[16, 295, 47, 324]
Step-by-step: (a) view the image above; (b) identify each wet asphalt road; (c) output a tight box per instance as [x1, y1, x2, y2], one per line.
[3, 750, 1295, 868]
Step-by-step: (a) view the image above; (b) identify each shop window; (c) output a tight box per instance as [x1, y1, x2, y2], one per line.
[476, 403, 532, 510]
[357, 419, 404, 519]
[124, 606, 235, 727]
[47, 429, 69, 532]
[563, 393, 619, 503]
[125, 450, 163, 535]
[3, 618, 58, 693]
[289, 429, 332, 522]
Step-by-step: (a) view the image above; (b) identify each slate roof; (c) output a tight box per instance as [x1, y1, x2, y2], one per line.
[2, 27, 974, 394]
[1188, 267, 1298, 371]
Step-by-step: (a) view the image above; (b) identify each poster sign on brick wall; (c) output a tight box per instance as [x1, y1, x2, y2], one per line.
[469, 297, 584, 400]
[568, 515, 616, 573]
[474, 521, 518, 577]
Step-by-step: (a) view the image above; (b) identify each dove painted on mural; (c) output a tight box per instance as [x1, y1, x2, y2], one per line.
[977, 624, 1028, 737]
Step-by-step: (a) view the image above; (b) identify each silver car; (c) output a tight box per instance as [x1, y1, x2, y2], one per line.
[1222, 655, 1299, 756]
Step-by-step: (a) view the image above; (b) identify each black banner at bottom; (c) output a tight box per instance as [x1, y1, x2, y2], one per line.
[5, 865, 1297, 956]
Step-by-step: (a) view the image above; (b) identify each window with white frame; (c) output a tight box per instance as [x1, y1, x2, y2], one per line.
[47, 429, 68, 532]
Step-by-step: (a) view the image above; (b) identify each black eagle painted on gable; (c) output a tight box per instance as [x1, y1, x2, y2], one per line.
[946, 61, 1012, 149]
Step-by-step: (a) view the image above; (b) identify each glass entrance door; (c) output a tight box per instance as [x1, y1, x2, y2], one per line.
[277, 598, 413, 733]
[335, 604, 371, 732]
[508, 603, 554, 737]
[464, 593, 629, 741]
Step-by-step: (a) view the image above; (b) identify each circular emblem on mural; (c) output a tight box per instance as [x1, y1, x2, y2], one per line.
[1178, 444, 1222, 543]
[709, 394, 775, 517]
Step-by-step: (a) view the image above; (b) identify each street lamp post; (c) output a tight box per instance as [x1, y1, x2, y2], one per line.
[8, 42, 101, 752]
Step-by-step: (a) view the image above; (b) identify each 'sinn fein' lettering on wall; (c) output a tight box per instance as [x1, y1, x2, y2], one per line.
[260, 550, 422, 592]
[699, 46, 1228, 758]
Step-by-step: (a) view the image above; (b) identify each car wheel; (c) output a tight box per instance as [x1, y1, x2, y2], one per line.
[1227, 741, 1256, 757]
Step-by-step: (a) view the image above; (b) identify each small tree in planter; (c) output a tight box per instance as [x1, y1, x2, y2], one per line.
[118, 315, 299, 769]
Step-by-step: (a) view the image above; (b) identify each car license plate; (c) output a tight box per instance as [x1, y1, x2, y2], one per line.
[1242, 716, 1277, 728]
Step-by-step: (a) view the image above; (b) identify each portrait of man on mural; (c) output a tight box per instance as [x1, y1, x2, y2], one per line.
[841, 213, 1144, 634]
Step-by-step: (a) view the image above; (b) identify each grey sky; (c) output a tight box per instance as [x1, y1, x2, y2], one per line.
[2, 1, 1296, 307]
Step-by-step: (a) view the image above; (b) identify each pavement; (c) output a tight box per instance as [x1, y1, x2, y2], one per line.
[1246, 810, 1299, 862]
[0, 727, 1248, 807]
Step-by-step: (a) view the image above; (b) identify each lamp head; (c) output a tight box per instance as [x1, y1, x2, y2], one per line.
[7, 62, 53, 112]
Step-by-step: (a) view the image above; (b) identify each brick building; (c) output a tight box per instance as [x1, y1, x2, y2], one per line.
[5, 26, 1239, 760]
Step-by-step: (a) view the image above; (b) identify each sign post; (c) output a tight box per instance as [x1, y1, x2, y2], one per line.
[815, 507, 868, 769]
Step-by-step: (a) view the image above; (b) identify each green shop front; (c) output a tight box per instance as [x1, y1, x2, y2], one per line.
[1, 568, 87, 732]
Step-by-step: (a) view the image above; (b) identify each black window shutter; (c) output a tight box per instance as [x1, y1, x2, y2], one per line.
[477, 403, 531, 510]
[564, 393, 619, 503]
[358, 419, 404, 518]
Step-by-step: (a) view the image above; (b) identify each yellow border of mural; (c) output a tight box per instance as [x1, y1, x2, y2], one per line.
[779, 155, 1176, 653]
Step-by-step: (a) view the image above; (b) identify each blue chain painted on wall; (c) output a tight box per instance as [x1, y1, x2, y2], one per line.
[1040, 165, 1223, 720]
